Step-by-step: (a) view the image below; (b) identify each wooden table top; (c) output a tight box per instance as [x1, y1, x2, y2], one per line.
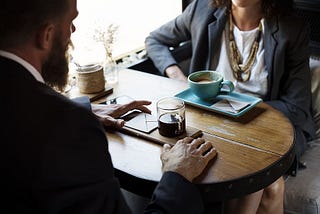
[94, 69, 295, 202]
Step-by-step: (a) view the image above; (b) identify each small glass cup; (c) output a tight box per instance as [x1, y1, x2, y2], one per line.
[157, 97, 186, 137]
[104, 60, 118, 84]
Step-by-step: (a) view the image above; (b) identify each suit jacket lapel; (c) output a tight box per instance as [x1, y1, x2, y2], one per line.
[263, 17, 278, 100]
[207, 8, 228, 69]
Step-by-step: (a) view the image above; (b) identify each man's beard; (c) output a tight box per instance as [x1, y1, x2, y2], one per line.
[42, 34, 70, 92]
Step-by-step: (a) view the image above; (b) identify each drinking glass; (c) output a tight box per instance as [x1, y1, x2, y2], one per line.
[156, 97, 186, 137]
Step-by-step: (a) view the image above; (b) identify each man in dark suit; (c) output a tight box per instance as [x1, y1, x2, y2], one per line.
[0, 0, 217, 213]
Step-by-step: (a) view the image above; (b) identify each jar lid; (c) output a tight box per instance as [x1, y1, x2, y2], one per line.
[77, 64, 102, 72]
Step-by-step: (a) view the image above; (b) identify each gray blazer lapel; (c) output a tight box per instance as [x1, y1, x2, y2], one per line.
[207, 8, 228, 68]
[263, 18, 278, 99]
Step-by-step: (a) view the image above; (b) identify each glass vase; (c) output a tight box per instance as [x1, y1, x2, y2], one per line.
[103, 58, 118, 84]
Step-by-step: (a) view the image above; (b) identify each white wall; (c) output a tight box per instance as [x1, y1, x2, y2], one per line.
[71, 0, 181, 65]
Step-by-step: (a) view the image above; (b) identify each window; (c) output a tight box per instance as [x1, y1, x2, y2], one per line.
[71, 0, 182, 66]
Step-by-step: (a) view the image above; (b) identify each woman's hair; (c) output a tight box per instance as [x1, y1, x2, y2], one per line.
[209, 0, 294, 17]
[0, 0, 69, 49]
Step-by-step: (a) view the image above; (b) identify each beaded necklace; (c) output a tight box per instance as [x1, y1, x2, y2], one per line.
[227, 13, 262, 82]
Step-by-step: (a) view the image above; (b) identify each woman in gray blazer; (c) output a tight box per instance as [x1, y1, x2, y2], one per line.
[145, 0, 316, 213]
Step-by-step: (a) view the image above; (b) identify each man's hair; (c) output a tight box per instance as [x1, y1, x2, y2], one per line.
[210, 0, 294, 18]
[0, 0, 69, 49]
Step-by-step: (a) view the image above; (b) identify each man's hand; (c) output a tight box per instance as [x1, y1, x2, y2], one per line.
[161, 137, 217, 182]
[91, 100, 152, 128]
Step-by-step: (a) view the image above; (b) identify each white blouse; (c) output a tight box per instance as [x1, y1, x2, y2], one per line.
[214, 20, 268, 98]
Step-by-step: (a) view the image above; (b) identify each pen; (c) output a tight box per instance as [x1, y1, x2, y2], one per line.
[189, 130, 203, 139]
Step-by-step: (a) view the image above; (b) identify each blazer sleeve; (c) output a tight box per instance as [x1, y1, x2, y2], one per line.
[72, 96, 91, 110]
[144, 172, 204, 214]
[145, 0, 197, 74]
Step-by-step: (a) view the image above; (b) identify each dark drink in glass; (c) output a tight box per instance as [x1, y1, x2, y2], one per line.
[157, 97, 186, 137]
[158, 113, 185, 137]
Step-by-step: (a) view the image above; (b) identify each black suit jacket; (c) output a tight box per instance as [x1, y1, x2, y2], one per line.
[0, 56, 203, 214]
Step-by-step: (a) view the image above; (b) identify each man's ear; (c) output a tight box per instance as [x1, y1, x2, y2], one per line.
[36, 24, 55, 50]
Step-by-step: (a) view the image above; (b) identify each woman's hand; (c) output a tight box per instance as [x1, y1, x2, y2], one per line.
[91, 100, 152, 128]
[165, 65, 188, 82]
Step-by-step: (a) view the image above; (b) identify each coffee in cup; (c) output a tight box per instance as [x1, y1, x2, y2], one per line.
[188, 70, 234, 100]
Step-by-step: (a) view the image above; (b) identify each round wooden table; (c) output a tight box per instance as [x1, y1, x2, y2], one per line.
[97, 69, 295, 202]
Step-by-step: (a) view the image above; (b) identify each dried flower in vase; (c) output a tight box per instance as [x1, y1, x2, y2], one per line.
[94, 23, 119, 62]
[93, 24, 120, 84]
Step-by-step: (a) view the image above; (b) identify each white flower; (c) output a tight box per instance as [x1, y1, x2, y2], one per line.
[93, 24, 119, 60]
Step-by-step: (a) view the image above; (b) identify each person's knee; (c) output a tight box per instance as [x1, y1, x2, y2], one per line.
[257, 177, 285, 214]
[264, 177, 285, 199]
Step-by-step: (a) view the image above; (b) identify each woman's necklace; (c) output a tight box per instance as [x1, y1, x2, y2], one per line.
[228, 13, 262, 82]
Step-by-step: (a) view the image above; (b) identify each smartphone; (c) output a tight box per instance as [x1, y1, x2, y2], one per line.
[122, 111, 158, 133]
[102, 95, 134, 105]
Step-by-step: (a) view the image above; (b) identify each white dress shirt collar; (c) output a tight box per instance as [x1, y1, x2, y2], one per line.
[0, 50, 45, 83]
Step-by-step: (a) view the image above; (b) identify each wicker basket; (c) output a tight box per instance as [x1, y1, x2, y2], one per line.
[77, 64, 105, 94]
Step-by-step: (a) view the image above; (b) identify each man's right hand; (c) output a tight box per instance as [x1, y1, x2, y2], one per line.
[161, 137, 217, 182]
[91, 100, 152, 128]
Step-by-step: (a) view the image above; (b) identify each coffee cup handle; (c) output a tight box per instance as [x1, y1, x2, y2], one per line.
[220, 80, 235, 93]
